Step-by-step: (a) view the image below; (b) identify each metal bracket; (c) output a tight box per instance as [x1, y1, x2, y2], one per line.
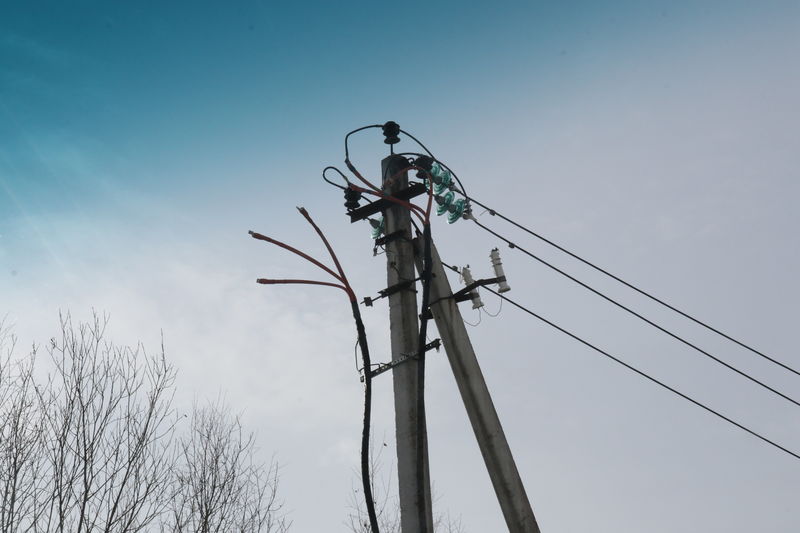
[348, 182, 428, 222]
[362, 339, 441, 381]
[374, 230, 405, 247]
[420, 276, 506, 318]
[361, 277, 421, 307]
[380, 279, 416, 298]
[452, 276, 505, 301]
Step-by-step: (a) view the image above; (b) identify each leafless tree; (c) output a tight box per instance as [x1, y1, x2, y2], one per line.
[0, 314, 289, 533]
[345, 440, 464, 533]
[0, 326, 48, 532]
[163, 399, 289, 533]
[345, 441, 400, 533]
[29, 313, 177, 533]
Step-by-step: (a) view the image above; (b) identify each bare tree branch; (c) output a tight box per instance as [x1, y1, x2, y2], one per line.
[163, 398, 289, 533]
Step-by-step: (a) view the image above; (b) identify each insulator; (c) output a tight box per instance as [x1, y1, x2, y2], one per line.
[429, 161, 446, 180]
[435, 191, 455, 216]
[382, 121, 401, 145]
[446, 199, 466, 224]
[490, 248, 511, 293]
[460, 266, 484, 310]
[461, 200, 474, 221]
[369, 217, 384, 240]
[344, 187, 362, 210]
[414, 155, 434, 180]
[429, 164, 453, 194]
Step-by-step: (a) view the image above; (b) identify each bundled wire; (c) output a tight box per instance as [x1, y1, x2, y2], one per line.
[249, 208, 380, 533]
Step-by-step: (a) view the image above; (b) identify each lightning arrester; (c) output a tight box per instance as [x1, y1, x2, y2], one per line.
[490, 248, 511, 293]
[460, 266, 485, 309]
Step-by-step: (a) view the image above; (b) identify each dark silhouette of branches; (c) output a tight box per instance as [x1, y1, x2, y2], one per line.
[0, 327, 48, 532]
[0, 314, 288, 533]
[30, 313, 177, 533]
[345, 440, 464, 533]
[164, 399, 289, 533]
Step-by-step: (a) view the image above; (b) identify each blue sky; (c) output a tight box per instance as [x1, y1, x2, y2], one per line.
[2, 2, 799, 532]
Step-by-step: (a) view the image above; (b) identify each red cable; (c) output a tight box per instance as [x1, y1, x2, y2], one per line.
[256, 278, 349, 293]
[346, 162, 383, 193]
[296, 207, 357, 302]
[248, 231, 344, 283]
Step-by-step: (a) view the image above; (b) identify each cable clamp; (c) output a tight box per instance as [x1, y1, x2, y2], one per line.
[374, 230, 405, 247]
[362, 339, 441, 381]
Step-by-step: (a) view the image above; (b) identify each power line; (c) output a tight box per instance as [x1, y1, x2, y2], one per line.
[479, 285, 800, 462]
[470, 218, 800, 408]
[464, 195, 800, 378]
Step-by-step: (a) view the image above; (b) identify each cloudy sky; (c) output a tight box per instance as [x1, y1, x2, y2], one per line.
[2, 1, 799, 531]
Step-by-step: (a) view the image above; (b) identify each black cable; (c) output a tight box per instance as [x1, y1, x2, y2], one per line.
[323, 166, 349, 190]
[414, 222, 433, 533]
[481, 286, 800, 461]
[324, 166, 376, 209]
[344, 124, 382, 161]
[351, 301, 381, 533]
[344, 124, 384, 187]
[472, 218, 800, 408]
[466, 195, 799, 377]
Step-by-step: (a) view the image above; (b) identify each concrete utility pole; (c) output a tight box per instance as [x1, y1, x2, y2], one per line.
[382, 154, 434, 533]
[413, 237, 541, 533]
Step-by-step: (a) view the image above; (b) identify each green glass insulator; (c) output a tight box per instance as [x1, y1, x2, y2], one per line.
[370, 217, 385, 239]
[436, 191, 455, 216]
[447, 199, 466, 224]
[429, 161, 445, 179]
[433, 176, 451, 195]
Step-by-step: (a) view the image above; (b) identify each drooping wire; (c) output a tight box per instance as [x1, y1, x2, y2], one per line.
[322, 166, 350, 190]
[478, 284, 800, 462]
[464, 195, 799, 378]
[481, 295, 503, 318]
[250, 209, 381, 533]
[463, 309, 482, 327]
[470, 218, 800, 408]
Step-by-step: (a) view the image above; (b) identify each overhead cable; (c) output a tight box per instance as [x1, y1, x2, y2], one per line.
[480, 285, 800, 462]
[465, 195, 799, 377]
[470, 218, 800, 408]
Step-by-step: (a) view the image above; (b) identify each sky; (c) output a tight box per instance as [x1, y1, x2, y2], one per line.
[1, 1, 799, 531]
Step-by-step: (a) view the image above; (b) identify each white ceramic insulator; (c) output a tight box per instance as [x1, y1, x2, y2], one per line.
[490, 248, 511, 293]
[460, 266, 484, 309]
